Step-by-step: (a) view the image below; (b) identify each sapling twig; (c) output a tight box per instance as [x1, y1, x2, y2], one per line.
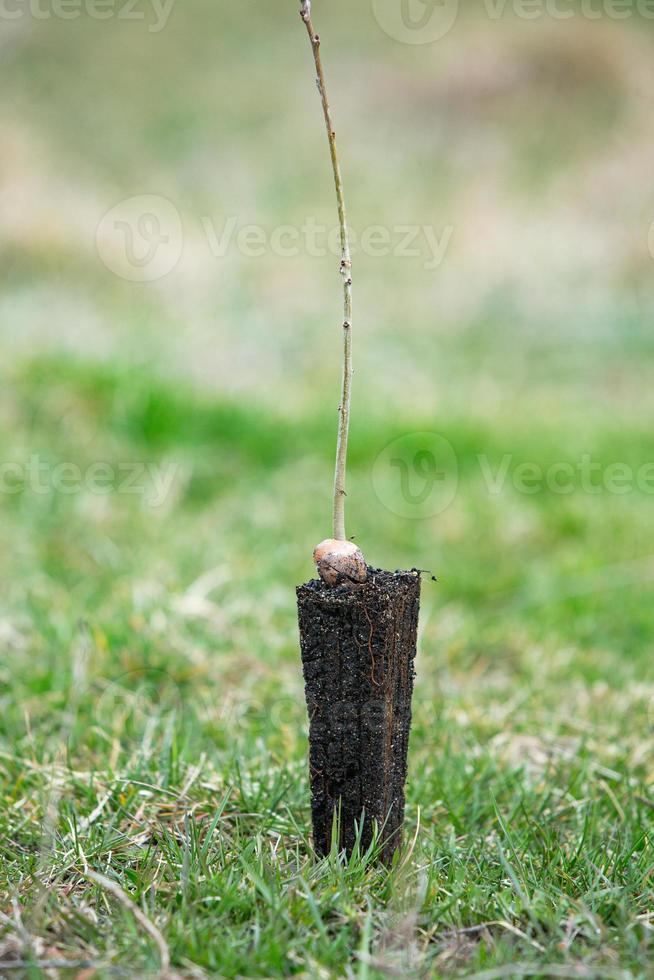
[296, 2, 422, 864]
[300, 0, 367, 586]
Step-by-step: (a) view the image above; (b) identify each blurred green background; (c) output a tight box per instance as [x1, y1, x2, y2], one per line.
[1, 2, 654, 976]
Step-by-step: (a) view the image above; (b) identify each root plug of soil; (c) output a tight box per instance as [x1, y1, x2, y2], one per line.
[297, 568, 421, 864]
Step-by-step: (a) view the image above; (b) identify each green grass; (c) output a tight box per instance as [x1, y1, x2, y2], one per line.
[1, 356, 653, 977]
[2, 1, 654, 976]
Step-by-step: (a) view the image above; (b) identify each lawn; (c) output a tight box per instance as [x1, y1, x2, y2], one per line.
[1, 3, 654, 977]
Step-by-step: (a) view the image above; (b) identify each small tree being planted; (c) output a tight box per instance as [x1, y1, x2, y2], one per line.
[295, 0, 421, 865]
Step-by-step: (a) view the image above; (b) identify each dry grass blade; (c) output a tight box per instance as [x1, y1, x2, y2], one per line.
[82, 869, 171, 976]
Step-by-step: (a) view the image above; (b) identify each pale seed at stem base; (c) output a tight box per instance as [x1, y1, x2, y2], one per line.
[313, 538, 368, 587]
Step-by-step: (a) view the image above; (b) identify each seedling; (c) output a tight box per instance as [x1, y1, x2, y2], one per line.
[295, 0, 422, 864]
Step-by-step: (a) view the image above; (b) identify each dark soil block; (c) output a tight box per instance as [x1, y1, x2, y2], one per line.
[297, 568, 421, 863]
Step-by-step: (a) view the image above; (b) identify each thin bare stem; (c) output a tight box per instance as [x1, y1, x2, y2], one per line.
[300, 0, 352, 542]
